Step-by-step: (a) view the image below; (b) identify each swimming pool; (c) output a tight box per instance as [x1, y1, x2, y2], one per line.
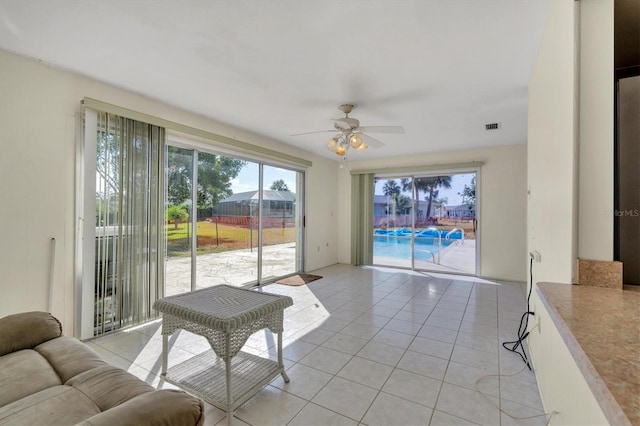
[374, 228, 464, 239]
[373, 235, 454, 261]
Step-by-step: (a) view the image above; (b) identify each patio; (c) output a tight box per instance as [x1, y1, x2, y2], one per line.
[166, 239, 476, 297]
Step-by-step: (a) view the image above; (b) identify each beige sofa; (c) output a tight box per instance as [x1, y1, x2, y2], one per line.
[0, 311, 204, 425]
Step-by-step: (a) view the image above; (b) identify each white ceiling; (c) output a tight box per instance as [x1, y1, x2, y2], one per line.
[0, 0, 550, 161]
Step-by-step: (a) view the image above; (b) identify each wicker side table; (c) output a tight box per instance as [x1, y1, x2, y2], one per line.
[153, 285, 293, 425]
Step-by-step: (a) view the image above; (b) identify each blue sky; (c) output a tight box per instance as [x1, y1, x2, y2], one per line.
[231, 162, 474, 208]
[374, 173, 474, 206]
[230, 163, 299, 194]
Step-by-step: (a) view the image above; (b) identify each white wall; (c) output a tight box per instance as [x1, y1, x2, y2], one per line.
[0, 49, 339, 334]
[527, 0, 578, 285]
[337, 144, 528, 282]
[527, 0, 615, 283]
[527, 1, 617, 424]
[578, 0, 614, 261]
[305, 160, 341, 271]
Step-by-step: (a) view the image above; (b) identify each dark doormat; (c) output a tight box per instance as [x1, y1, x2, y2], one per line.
[275, 274, 323, 286]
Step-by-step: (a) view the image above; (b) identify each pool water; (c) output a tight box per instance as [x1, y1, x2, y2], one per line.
[373, 235, 453, 260]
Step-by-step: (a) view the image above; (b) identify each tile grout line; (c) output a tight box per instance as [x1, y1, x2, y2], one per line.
[357, 274, 441, 424]
[426, 279, 474, 425]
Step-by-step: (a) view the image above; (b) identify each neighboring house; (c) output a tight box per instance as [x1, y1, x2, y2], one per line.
[373, 194, 413, 227]
[373, 195, 389, 218]
[216, 190, 296, 218]
[445, 204, 475, 219]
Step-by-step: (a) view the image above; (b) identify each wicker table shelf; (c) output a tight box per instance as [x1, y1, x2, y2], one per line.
[153, 285, 293, 425]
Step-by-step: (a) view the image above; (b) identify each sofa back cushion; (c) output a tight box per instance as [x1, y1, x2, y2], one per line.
[35, 336, 108, 383]
[0, 349, 62, 407]
[67, 365, 154, 411]
[76, 390, 205, 426]
[0, 312, 62, 357]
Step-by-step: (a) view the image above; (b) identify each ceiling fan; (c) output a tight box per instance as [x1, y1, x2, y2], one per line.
[292, 104, 404, 157]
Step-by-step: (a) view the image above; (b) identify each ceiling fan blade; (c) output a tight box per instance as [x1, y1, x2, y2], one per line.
[358, 125, 405, 134]
[290, 130, 336, 136]
[360, 133, 385, 149]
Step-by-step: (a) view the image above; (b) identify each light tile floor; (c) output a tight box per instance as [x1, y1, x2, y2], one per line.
[88, 264, 549, 426]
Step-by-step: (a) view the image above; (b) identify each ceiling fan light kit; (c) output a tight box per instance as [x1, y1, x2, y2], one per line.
[328, 132, 367, 157]
[349, 133, 363, 149]
[292, 103, 405, 159]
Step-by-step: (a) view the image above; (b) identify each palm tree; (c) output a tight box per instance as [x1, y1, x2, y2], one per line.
[400, 178, 416, 222]
[382, 180, 401, 225]
[382, 179, 401, 199]
[422, 176, 452, 220]
[383, 180, 401, 211]
[397, 176, 453, 224]
[395, 194, 412, 215]
[402, 177, 433, 225]
[167, 204, 189, 229]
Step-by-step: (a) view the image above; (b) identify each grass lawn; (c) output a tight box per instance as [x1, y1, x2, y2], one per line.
[167, 221, 296, 256]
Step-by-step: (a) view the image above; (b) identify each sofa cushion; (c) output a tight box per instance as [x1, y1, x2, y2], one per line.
[0, 349, 62, 407]
[35, 336, 108, 383]
[67, 364, 154, 411]
[77, 389, 205, 426]
[0, 311, 62, 357]
[0, 311, 205, 426]
[0, 385, 100, 425]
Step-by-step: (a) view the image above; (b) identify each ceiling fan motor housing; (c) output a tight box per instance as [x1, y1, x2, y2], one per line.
[334, 116, 360, 130]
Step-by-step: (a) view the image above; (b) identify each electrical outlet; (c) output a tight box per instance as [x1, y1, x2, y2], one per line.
[529, 250, 542, 262]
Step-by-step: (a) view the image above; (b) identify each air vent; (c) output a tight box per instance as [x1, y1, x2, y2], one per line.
[485, 122, 501, 131]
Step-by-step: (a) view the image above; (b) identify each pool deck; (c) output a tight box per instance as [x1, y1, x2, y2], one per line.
[374, 239, 476, 275]
[165, 242, 299, 296]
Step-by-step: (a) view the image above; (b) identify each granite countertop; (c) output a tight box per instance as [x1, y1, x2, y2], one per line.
[537, 283, 640, 426]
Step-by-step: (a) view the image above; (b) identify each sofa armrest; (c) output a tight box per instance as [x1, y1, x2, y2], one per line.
[75, 389, 204, 426]
[0, 311, 62, 357]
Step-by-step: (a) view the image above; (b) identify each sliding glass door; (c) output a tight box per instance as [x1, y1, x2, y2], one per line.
[372, 178, 414, 269]
[373, 172, 477, 275]
[260, 165, 303, 281]
[164, 140, 304, 294]
[82, 108, 307, 339]
[165, 146, 194, 296]
[194, 156, 259, 290]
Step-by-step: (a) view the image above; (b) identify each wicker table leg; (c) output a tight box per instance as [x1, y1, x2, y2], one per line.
[278, 332, 290, 383]
[225, 343, 233, 426]
[161, 334, 168, 377]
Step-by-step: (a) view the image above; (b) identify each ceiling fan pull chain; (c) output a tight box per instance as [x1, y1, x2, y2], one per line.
[340, 156, 348, 169]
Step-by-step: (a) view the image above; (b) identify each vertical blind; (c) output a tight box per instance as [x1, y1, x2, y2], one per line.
[93, 112, 165, 335]
[351, 173, 375, 266]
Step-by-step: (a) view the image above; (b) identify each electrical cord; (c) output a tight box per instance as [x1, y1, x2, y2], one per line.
[472, 258, 559, 424]
[474, 360, 558, 425]
[501, 256, 535, 369]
